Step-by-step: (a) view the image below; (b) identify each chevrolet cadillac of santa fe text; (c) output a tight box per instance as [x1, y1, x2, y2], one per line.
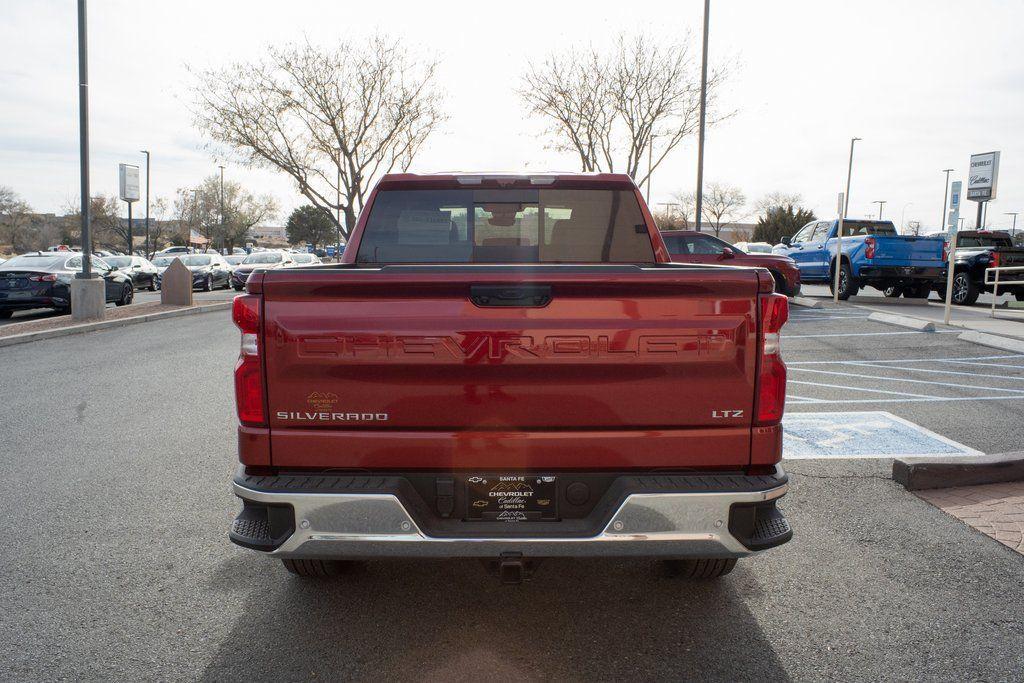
[227, 172, 792, 583]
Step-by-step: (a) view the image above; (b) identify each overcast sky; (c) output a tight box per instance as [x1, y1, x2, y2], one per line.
[2, 0, 1023, 232]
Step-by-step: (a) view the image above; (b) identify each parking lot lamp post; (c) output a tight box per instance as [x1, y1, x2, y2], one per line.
[218, 165, 225, 253]
[76, 0, 93, 279]
[693, 0, 710, 232]
[141, 150, 150, 257]
[872, 200, 886, 220]
[1006, 212, 1019, 238]
[939, 168, 953, 234]
[834, 137, 860, 302]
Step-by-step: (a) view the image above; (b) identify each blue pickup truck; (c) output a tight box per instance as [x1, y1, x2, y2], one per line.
[777, 219, 946, 299]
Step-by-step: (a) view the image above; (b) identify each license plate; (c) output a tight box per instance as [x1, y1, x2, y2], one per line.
[466, 475, 557, 522]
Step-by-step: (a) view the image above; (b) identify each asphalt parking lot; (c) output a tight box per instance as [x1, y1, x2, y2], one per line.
[1, 305, 1022, 681]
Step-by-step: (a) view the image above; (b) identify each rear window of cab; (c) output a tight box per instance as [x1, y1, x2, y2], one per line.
[356, 188, 655, 264]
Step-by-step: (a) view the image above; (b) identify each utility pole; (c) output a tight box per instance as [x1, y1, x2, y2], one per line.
[141, 150, 151, 257]
[1006, 212, 1019, 237]
[693, 0, 710, 232]
[77, 0, 93, 278]
[939, 168, 953, 235]
[336, 149, 342, 261]
[843, 138, 860, 217]
[873, 200, 887, 220]
[218, 165, 225, 253]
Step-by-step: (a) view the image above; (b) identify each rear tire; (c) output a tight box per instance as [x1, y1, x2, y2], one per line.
[660, 558, 737, 579]
[115, 283, 133, 307]
[150, 277, 158, 292]
[281, 558, 357, 578]
[951, 271, 979, 306]
[829, 262, 859, 300]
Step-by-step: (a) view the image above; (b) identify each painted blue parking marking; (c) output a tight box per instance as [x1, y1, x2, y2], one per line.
[782, 411, 981, 459]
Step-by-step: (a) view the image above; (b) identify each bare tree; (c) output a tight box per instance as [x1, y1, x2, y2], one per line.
[521, 34, 730, 185]
[755, 191, 803, 217]
[191, 36, 445, 238]
[61, 195, 121, 252]
[0, 187, 34, 252]
[700, 182, 747, 238]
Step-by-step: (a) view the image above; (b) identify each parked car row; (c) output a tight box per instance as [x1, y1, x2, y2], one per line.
[660, 231, 803, 297]
[0, 252, 135, 318]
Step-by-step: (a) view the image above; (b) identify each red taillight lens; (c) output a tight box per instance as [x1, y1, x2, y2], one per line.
[990, 251, 1001, 269]
[232, 295, 265, 426]
[942, 241, 949, 262]
[756, 294, 788, 426]
[29, 274, 58, 282]
[864, 236, 877, 260]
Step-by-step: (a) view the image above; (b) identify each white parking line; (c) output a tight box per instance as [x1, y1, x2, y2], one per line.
[788, 354, 1024, 366]
[789, 367, 1024, 394]
[786, 330, 960, 338]
[788, 379, 941, 399]
[841, 364, 1024, 382]
[788, 395, 1024, 405]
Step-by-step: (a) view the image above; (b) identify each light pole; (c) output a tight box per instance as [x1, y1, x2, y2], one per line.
[939, 168, 953, 234]
[833, 137, 861, 302]
[1007, 212, 1019, 237]
[872, 200, 887, 220]
[76, 0, 93, 278]
[141, 150, 150, 257]
[900, 202, 913, 233]
[693, 0, 710, 232]
[218, 165, 225, 253]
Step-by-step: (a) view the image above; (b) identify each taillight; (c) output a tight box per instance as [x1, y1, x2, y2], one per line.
[29, 274, 58, 282]
[755, 293, 788, 426]
[232, 294, 266, 426]
[864, 236, 877, 260]
[942, 241, 949, 262]
[990, 251, 1001, 269]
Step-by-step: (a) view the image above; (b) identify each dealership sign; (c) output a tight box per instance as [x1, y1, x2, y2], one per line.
[967, 151, 1000, 201]
[118, 163, 140, 202]
[947, 181, 962, 234]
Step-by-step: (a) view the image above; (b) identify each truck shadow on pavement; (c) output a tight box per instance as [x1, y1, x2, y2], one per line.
[200, 556, 789, 681]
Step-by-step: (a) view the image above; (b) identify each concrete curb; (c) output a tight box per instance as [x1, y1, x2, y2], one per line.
[848, 295, 923, 306]
[790, 296, 842, 309]
[0, 302, 232, 349]
[867, 311, 936, 332]
[893, 452, 1024, 491]
[957, 330, 1024, 353]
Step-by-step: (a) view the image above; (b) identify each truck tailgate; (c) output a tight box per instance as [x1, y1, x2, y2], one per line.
[260, 266, 761, 470]
[872, 236, 945, 265]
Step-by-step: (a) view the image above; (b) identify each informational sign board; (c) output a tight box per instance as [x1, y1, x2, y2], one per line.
[947, 181, 962, 235]
[118, 163, 140, 202]
[967, 152, 1000, 201]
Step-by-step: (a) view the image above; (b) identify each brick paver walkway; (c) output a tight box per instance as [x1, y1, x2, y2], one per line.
[917, 481, 1024, 554]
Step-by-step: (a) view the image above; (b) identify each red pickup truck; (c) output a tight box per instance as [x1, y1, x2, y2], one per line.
[228, 172, 792, 583]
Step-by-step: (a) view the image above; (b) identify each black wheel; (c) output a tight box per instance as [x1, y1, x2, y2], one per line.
[660, 558, 737, 579]
[883, 285, 903, 298]
[951, 271, 979, 306]
[202, 275, 213, 292]
[281, 558, 357, 578]
[233, 285, 243, 292]
[115, 283, 134, 307]
[769, 270, 787, 295]
[0, 309, 12, 319]
[829, 261, 859, 300]
[149, 276, 158, 292]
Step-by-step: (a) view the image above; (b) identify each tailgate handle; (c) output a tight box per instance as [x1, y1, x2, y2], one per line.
[470, 284, 552, 307]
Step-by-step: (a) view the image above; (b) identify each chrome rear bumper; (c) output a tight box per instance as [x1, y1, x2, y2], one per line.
[231, 477, 790, 559]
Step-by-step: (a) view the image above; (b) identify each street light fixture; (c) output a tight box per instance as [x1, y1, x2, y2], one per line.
[872, 200, 887, 220]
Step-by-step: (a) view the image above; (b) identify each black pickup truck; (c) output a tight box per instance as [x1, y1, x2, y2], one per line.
[939, 231, 1024, 305]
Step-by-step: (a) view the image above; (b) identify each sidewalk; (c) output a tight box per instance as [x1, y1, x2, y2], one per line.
[917, 482, 1024, 555]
